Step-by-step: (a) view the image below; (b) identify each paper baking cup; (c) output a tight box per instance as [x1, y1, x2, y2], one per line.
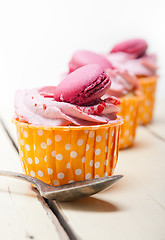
[118, 94, 142, 149]
[138, 76, 158, 125]
[15, 118, 123, 186]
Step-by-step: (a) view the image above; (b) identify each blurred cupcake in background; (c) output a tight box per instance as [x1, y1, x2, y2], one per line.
[104, 68, 143, 149]
[68, 49, 142, 149]
[68, 50, 114, 73]
[107, 38, 158, 124]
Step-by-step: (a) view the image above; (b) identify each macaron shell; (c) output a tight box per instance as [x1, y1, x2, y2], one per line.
[110, 39, 148, 57]
[54, 64, 111, 105]
[69, 50, 113, 72]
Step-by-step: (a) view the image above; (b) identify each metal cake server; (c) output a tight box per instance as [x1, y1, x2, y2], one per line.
[0, 170, 123, 201]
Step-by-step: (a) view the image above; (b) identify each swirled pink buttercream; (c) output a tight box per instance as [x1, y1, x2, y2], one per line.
[106, 52, 157, 77]
[105, 68, 140, 97]
[14, 87, 121, 126]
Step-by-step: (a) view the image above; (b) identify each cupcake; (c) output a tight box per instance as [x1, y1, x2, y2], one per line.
[68, 49, 142, 149]
[104, 68, 142, 149]
[14, 64, 123, 186]
[68, 50, 114, 73]
[108, 38, 158, 124]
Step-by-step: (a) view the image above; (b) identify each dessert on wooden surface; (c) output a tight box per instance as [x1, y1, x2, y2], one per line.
[14, 64, 123, 186]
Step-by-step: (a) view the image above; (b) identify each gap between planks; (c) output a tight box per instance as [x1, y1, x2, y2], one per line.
[1, 114, 164, 240]
[144, 125, 165, 142]
[0, 118, 79, 240]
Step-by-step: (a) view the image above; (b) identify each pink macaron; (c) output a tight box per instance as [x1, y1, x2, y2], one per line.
[69, 50, 113, 73]
[54, 64, 111, 106]
[110, 39, 148, 58]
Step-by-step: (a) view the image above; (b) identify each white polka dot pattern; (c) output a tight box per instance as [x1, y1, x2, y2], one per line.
[89, 131, 94, 138]
[86, 173, 91, 179]
[119, 94, 141, 149]
[84, 130, 89, 134]
[58, 173, 64, 179]
[138, 77, 157, 125]
[70, 151, 77, 158]
[20, 139, 24, 145]
[96, 135, 101, 142]
[68, 180, 74, 184]
[35, 157, 39, 164]
[86, 144, 90, 151]
[55, 135, 61, 142]
[105, 133, 109, 140]
[38, 170, 43, 177]
[51, 151, 55, 157]
[23, 131, 28, 138]
[47, 138, 52, 145]
[75, 169, 82, 176]
[95, 162, 100, 168]
[90, 160, 94, 167]
[77, 139, 83, 146]
[66, 162, 70, 169]
[48, 168, 53, 175]
[65, 143, 71, 150]
[56, 154, 63, 161]
[105, 146, 108, 153]
[95, 149, 101, 155]
[28, 157, 32, 164]
[16, 120, 122, 186]
[104, 159, 108, 166]
[82, 157, 85, 163]
[41, 142, 47, 149]
[53, 180, 59, 186]
[20, 151, 23, 157]
[37, 129, 43, 136]
[30, 171, 35, 177]
[25, 144, 30, 151]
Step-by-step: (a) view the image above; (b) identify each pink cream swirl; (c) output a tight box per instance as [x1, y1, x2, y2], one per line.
[105, 68, 140, 98]
[106, 52, 157, 77]
[104, 51, 157, 97]
[14, 87, 121, 126]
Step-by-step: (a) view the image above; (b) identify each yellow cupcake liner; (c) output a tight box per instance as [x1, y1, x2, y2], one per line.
[138, 76, 158, 125]
[15, 118, 123, 186]
[118, 94, 142, 149]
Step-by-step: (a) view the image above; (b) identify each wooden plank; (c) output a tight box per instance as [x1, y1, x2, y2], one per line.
[57, 126, 165, 240]
[0, 105, 18, 146]
[0, 105, 78, 240]
[145, 98, 165, 140]
[2, 98, 165, 239]
[0, 122, 69, 240]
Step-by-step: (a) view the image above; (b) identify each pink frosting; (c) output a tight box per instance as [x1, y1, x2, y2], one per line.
[106, 52, 157, 77]
[105, 68, 140, 97]
[69, 50, 113, 73]
[104, 39, 158, 97]
[14, 88, 121, 126]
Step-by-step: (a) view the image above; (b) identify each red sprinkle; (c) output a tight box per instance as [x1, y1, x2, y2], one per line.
[43, 104, 47, 110]
[102, 101, 106, 107]
[34, 103, 37, 107]
[32, 96, 34, 99]
[108, 96, 121, 105]
[97, 104, 105, 115]
[76, 106, 82, 112]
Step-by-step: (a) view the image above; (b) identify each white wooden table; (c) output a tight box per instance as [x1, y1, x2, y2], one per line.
[0, 98, 165, 240]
